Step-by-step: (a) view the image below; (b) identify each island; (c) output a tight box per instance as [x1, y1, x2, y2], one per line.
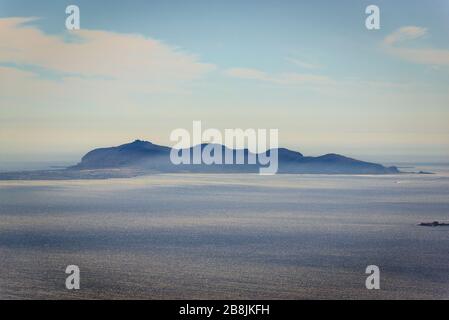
[0, 139, 401, 180]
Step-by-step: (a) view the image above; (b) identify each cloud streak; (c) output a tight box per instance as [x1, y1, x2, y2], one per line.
[285, 57, 322, 70]
[384, 26, 427, 45]
[383, 26, 449, 66]
[224, 67, 332, 86]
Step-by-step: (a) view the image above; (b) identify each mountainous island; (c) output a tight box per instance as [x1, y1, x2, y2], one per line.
[0, 139, 400, 180]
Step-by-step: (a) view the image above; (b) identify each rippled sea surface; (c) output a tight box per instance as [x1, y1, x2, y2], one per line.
[1, 167, 449, 299]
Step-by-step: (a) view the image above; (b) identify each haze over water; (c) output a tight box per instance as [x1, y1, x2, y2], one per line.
[1, 165, 449, 299]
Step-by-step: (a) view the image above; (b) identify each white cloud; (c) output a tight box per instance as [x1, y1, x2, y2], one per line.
[383, 26, 449, 66]
[0, 17, 215, 90]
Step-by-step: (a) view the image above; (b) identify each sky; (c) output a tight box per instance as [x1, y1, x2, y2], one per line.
[0, 0, 449, 163]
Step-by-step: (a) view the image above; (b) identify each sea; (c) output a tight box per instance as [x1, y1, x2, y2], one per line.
[0, 162, 448, 299]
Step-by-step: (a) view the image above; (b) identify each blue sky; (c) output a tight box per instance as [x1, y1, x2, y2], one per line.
[1, 0, 449, 162]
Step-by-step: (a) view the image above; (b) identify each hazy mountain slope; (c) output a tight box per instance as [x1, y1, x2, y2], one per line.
[70, 140, 399, 174]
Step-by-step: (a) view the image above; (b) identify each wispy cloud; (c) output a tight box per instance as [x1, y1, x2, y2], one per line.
[285, 57, 322, 70]
[224, 67, 332, 86]
[383, 26, 449, 66]
[384, 26, 427, 45]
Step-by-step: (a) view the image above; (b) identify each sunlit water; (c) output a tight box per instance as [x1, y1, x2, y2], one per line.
[1, 165, 449, 299]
